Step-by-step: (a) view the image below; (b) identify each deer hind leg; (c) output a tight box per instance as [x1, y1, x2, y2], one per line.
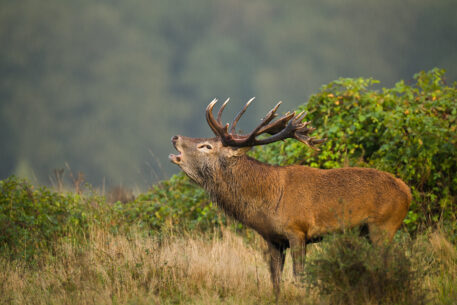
[368, 218, 403, 245]
[368, 203, 408, 245]
[287, 233, 307, 281]
[267, 241, 286, 299]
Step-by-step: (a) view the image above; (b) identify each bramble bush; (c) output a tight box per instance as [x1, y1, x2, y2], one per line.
[0, 176, 108, 260]
[113, 173, 222, 232]
[251, 68, 457, 234]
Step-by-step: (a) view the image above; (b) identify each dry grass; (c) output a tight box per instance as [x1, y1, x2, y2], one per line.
[0, 227, 307, 305]
[0, 227, 455, 305]
[422, 232, 457, 305]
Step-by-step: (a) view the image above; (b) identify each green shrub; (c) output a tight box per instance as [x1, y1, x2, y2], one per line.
[0, 176, 107, 260]
[113, 173, 223, 232]
[251, 69, 457, 233]
[305, 231, 427, 305]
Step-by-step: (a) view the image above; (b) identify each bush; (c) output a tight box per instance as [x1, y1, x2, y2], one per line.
[305, 231, 427, 305]
[0, 176, 107, 260]
[251, 69, 457, 234]
[112, 173, 223, 232]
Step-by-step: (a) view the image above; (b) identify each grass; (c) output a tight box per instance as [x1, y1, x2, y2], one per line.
[426, 232, 457, 304]
[0, 226, 456, 305]
[0, 227, 304, 305]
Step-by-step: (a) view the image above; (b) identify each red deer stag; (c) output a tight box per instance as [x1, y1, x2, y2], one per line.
[169, 98, 411, 297]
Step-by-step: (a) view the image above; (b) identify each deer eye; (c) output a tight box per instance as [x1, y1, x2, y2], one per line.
[197, 143, 213, 151]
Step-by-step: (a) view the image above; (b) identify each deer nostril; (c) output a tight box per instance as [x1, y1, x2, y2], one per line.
[172, 136, 179, 147]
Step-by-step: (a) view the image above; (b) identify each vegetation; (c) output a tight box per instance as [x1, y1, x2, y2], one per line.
[0, 175, 214, 261]
[305, 230, 427, 305]
[1, 70, 456, 303]
[114, 173, 220, 232]
[0, 177, 106, 261]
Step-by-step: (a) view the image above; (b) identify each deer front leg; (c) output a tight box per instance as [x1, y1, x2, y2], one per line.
[267, 241, 286, 299]
[287, 233, 307, 281]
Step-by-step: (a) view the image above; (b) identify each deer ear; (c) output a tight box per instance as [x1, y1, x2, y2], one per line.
[228, 146, 251, 157]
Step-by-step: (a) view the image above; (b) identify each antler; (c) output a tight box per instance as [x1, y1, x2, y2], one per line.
[205, 98, 325, 149]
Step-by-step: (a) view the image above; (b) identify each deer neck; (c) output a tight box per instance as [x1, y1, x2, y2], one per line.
[204, 155, 282, 224]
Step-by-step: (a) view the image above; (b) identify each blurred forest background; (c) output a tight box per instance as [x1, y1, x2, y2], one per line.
[1, 0, 456, 188]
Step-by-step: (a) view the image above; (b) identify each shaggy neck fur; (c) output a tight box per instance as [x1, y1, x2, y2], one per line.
[202, 155, 283, 227]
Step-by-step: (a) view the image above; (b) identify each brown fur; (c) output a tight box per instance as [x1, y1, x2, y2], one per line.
[169, 135, 411, 297]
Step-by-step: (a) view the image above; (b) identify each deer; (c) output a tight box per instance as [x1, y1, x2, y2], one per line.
[169, 98, 412, 297]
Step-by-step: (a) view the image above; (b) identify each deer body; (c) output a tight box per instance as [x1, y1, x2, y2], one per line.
[170, 99, 411, 297]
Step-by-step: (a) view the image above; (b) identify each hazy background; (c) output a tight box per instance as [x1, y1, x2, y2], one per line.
[1, 0, 456, 188]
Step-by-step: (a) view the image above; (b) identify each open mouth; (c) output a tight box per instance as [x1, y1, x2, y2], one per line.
[169, 152, 182, 164]
[169, 137, 183, 164]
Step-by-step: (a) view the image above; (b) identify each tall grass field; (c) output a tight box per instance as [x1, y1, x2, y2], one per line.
[1, 217, 456, 304]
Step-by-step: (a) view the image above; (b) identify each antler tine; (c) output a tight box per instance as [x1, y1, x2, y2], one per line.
[265, 101, 282, 122]
[294, 110, 307, 124]
[206, 99, 225, 137]
[231, 97, 255, 133]
[256, 111, 295, 135]
[217, 98, 230, 122]
[292, 111, 325, 150]
[249, 101, 282, 134]
[243, 101, 282, 136]
[223, 101, 283, 145]
[294, 133, 326, 150]
[206, 99, 218, 130]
